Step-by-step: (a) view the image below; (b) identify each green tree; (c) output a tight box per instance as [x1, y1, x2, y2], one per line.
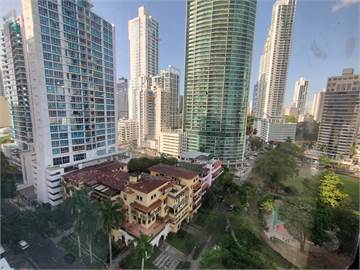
[249, 136, 263, 151]
[1, 152, 18, 199]
[99, 198, 124, 267]
[318, 171, 348, 208]
[258, 195, 274, 213]
[134, 233, 153, 270]
[246, 114, 255, 135]
[295, 119, 319, 142]
[127, 157, 177, 173]
[279, 197, 315, 251]
[65, 188, 89, 258]
[350, 143, 357, 158]
[285, 115, 297, 123]
[254, 141, 303, 190]
[82, 200, 101, 264]
[200, 246, 225, 269]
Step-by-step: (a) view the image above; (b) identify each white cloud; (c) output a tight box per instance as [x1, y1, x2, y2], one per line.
[332, 0, 360, 12]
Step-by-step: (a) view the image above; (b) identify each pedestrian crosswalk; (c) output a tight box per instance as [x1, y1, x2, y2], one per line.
[153, 247, 181, 270]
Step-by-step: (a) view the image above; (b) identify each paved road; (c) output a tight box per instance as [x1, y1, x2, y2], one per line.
[153, 243, 186, 270]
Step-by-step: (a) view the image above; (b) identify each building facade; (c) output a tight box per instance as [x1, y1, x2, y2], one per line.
[1, 14, 33, 150]
[117, 77, 128, 119]
[317, 68, 360, 158]
[292, 77, 308, 117]
[258, 118, 297, 143]
[128, 6, 158, 123]
[254, 0, 296, 120]
[183, 0, 257, 166]
[22, 0, 120, 205]
[311, 90, 325, 122]
[118, 119, 138, 145]
[159, 129, 187, 158]
[155, 66, 180, 137]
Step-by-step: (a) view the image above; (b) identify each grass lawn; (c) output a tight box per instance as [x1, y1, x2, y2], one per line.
[166, 229, 196, 255]
[339, 174, 359, 211]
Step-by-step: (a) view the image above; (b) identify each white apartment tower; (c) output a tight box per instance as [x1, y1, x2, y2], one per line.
[138, 66, 180, 148]
[117, 77, 128, 119]
[1, 13, 35, 189]
[155, 66, 180, 139]
[292, 77, 309, 116]
[311, 90, 325, 122]
[255, 0, 297, 119]
[128, 6, 159, 123]
[22, 0, 120, 205]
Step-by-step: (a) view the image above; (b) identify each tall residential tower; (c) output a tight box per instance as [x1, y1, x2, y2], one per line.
[22, 0, 120, 205]
[183, 0, 257, 166]
[317, 69, 360, 158]
[254, 0, 297, 142]
[128, 6, 159, 122]
[292, 77, 308, 116]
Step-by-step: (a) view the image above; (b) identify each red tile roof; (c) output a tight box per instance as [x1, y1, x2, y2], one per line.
[128, 175, 170, 194]
[64, 161, 129, 192]
[122, 220, 166, 238]
[149, 163, 198, 180]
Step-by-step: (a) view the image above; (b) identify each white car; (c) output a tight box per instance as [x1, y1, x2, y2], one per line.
[18, 240, 30, 250]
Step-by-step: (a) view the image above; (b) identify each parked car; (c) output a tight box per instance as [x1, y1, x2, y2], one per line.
[18, 240, 30, 251]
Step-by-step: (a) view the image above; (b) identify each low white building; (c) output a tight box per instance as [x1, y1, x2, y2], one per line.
[159, 130, 187, 158]
[257, 118, 296, 143]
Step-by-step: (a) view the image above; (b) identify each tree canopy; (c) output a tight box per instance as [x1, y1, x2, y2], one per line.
[254, 142, 303, 189]
[127, 156, 177, 173]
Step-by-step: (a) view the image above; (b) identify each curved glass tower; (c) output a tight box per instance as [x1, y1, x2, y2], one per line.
[183, 0, 257, 166]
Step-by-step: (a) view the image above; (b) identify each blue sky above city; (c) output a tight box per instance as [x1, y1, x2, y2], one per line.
[1, 0, 359, 109]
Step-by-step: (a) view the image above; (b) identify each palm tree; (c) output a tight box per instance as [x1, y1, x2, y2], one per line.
[82, 200, 101, 264]
[99, 198, 124, 267]
[64, 187, 89, 258]
[135, 233, 153, 270]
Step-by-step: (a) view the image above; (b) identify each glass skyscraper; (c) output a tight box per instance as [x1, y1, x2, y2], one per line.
[183, 0, 257, 166]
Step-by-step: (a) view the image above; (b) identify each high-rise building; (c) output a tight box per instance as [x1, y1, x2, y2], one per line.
[292, 77, 308, 116]
[254, 0, 297, 142]
[1, 14, 33, 150]
[311, 90, 325, 122]
[118, 119, 138, 145]
[0, 67, 4, 96]
[22, 0, 120, 205]
[128, 6, 159, 122]
[139, 79, 156, 146]
[1, 13, 34, 189]
[138, 66, 179, 149]
[183, 0, 257, 166]
[117, 77, 128, 119]
[155, 66, 179, 139]
[317, 68, 360, 158]
[255, 0, 296, 119]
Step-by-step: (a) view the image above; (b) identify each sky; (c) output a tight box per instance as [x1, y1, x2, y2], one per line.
[1, 0, 359, 110]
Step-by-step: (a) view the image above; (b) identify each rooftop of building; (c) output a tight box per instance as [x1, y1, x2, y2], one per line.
[122, 220, 166, 238]
[181, 151, 212, 160]
[148, 163, 198, 180]
[127, 175, 170, 194]
[63, 161, 129, 192]
[176, 162, 209, 176]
